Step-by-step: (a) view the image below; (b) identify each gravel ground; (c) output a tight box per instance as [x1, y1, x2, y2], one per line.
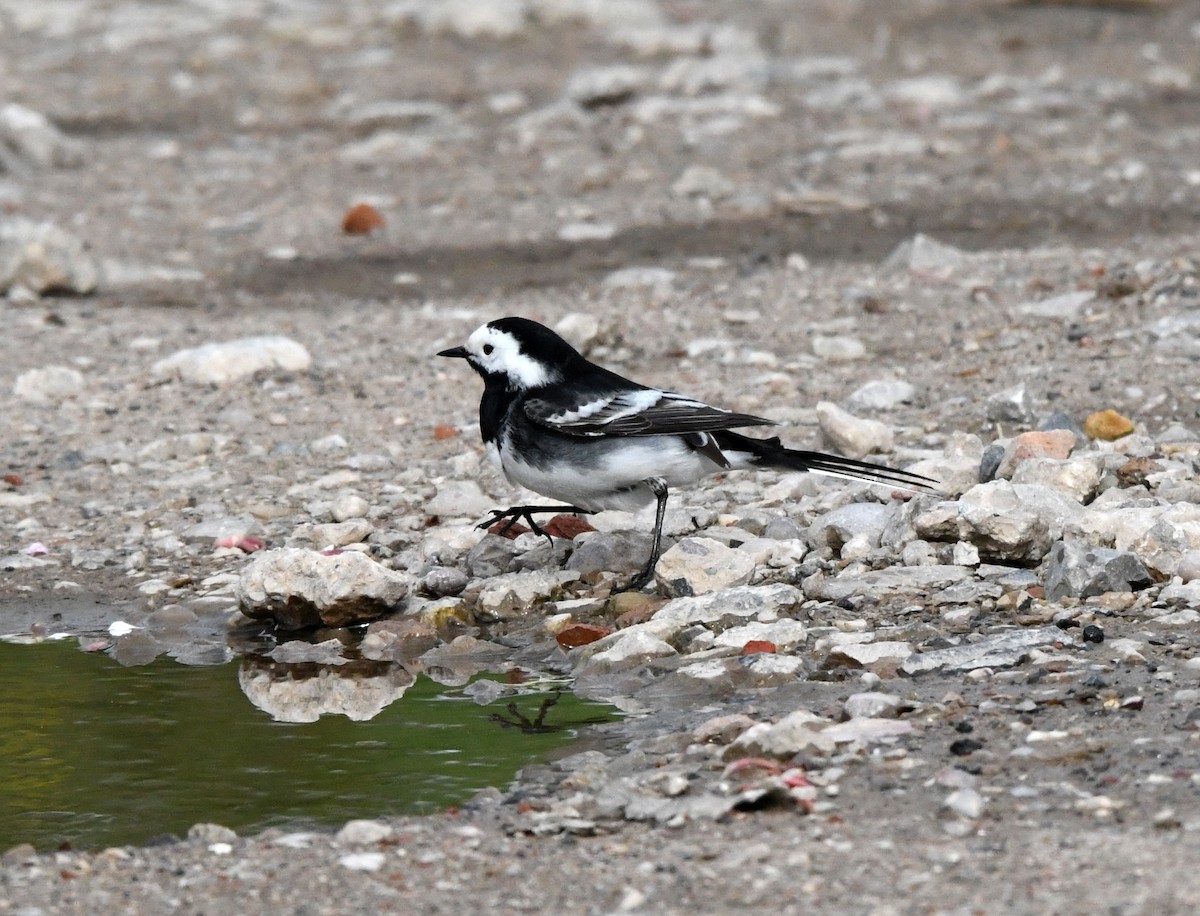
[5, 0, 1200, 912]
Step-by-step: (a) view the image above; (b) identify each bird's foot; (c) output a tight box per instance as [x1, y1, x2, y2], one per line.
[614, 562, 657, 594]
[477, 505, 588, 540]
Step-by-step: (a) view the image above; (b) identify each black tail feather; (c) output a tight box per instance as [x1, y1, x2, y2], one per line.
[716, 431, 940, 493]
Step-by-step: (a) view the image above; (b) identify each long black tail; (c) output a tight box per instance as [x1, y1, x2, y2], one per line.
[715, 430, 941, 493]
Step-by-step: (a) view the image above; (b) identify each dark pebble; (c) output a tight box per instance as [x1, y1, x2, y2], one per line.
[949, 738, 984, 756]
[1082, 625, 1104, 644]
[978, 443, 1005, 482]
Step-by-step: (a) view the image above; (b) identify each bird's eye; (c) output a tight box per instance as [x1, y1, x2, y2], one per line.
[482, 344, 494, 355]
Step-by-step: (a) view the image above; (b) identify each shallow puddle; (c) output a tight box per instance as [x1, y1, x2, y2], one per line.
[0, 640, 615, 851]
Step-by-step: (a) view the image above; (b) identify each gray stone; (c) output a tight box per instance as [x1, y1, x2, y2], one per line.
[848, 378, 915, 410]
[844, 692, 902, 719]
[0, 103, 85, 169]
[986, 384, 1031, 424]
[828, 642, 914, 668]
[566, 530, 653, 576]
[900, 626, 1064, 676]
[13, 365, 84, 403]
[421, 565, 468, 598]
[1177, 550, 1200, 583]
[803, 565, 970, 602]
[727, 710, 835, 758]
[809, 503, 894, 551]
[577, 629, 677, 673]
[476, 569, 579, 618]
[958, 480, 1085, 563]
[712, 619, 807, 651]
[236, 547, 411, 630]
[1043, 540, 1152, 601]
[882, 233, 966, 273]
[310, 520, 374, 548]
[812, 335, 866, 361]
[1017, 290, 1093, 320]
[152, 336, 311, 384]
[330, 494, 370, 522]
[654, 536, 755, 597]
[465, 534, 520, 578]
[0, 219, 98, 295]
[425, 480, 494, 519]
[816, 401, 893, 459]
[566, 64, 646, 107]
[335, 820, 394, 846]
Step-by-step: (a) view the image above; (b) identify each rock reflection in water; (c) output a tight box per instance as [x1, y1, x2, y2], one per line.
[238, 656, 418, 723]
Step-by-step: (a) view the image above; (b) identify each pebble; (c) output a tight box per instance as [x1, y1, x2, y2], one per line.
[335, 819, 394, 845]
[1016, 290, 1094, 320]
[881, 233, 966, 273]
[1083, 409, 1134, 441]
[815, 401, 894, 459]
[13, 365, 84, 403]
[566, 65, 646, 108]
[151, 336, 311, 385]
[1043, 541, 1152, 601]
[330, 494, 370, 521]
[426, 480, 493, 519]
[843, 692, 902, 719]
[0, 103, 85, 169]
[654, 537, 755, 597]
[957, 480, 1084, 563]
[901, 626, 1064, 676]
[0, 218, 98, 296]
[847, 378, 915, 411]
[236, 547, 411, 630]
[811, 335, 866, 361]
[475, 569, 578, 618]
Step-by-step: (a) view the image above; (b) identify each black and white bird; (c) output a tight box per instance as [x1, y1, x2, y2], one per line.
[438, 317, 938, 589]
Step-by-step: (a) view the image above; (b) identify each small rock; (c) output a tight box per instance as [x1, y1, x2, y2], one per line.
[812, 336, 866, 361]
[844, 692, 902, 719]
[13, 365, 84, 403]
[943, 787, 986, 820]
[828, 641, 913, 669]
[882, 233, 966, 273]
[0, 219, 98, 295]
[556, 623, 613, 649]
[986, 385, 1031, 424]
[566, 65, 645, 107]
[335, 820, 394, 845]
[995, 430, 1076, 478]
[554, 313, 602, 352]
[187, 823, 238, 845]
[958, 480, 1085, 563]
[236, 548, 411, 630]
[1083, 409, 1134, 441]
[816, 401, 893, 459]
[426, 480, 493, 519]
[1043, 541, 1152, 601]
[901, 626, 1063, 675]
[1176, 550, 1200, 583]
[671, 165, 735, 199]
[0, 103, 85, 169]
[809, 503, 893, 552]
[1016, 290, 1094, 320]
[476, 569, 578, 618]
[152, 336, 311, 385]
[727, 710, 835, 759]
[848, 378, 915, 411]
[330, 494, 369, 522]
[421, 566, 469, 598]
[310, 520, 373, 548]
[654, 537, 755, 597]
[579, 629, 677, 672]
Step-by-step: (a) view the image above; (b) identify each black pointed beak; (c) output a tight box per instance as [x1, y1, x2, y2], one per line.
[438, 346, 469, 359]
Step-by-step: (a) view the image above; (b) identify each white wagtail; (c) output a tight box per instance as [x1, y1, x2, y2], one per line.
[438, 317, 938, 589]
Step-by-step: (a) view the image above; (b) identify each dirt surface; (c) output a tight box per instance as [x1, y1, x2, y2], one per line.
[5, 0, 1200, 912]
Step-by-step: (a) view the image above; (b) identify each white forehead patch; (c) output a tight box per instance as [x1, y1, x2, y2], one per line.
[465, 324, 558, 389]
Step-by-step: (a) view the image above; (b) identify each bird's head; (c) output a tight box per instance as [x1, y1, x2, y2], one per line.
[438, 317, 582, 390]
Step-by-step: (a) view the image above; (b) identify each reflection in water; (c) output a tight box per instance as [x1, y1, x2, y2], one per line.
[0, 641, 619, 851]
[238, 657, 418, 723]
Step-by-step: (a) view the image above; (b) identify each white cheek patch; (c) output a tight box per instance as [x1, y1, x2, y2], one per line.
[503, 349, 556, 388]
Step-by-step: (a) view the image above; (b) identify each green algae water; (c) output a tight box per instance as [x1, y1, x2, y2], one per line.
[0, 641, 615, 851]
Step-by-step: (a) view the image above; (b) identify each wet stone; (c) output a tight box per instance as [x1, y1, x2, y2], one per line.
[420, 565, 468, 598]
[901, 626, 1065, 676]
[236, 547, 412, 630]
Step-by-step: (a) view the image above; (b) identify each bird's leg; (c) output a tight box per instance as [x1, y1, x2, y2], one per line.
[622, 476, 669, 592]
[477, 504, 589, 540]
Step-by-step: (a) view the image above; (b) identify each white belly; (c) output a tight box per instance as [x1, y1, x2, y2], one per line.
[496, 434, 723, 512]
